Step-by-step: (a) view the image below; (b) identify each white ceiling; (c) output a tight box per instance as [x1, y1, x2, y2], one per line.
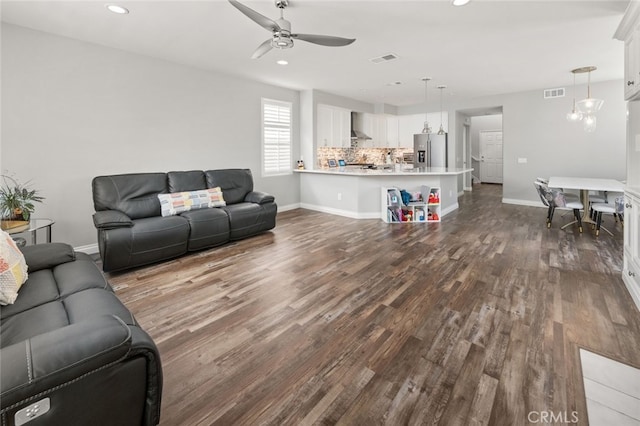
[0, 0, 631, 107]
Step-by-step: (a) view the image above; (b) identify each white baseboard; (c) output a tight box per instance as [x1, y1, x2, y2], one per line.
[502, 198, 546, 208]
[278, 203, 301, 212]
[463, 186, 473, 192]
[74, 243, 99, 255]
[299, 203, 379, 219]
[441, 203, 459, 218]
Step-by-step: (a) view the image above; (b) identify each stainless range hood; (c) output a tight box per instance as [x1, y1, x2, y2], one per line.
[350, 112, 371, 140]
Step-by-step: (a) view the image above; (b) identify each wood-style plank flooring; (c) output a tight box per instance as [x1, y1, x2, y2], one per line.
[108, 184, 640, 425]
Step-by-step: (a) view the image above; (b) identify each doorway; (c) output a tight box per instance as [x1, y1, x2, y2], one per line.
[479, 130, 503, 184]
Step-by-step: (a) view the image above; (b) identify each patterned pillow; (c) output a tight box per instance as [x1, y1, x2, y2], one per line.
[158, 187, 226, 217]
[0, 229, 28, 305]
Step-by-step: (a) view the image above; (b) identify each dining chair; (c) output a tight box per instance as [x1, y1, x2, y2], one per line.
[535, 181, 584, 232]
[591, 203, 616, 236]
[534, 181, 553, 226]
[536, 177, 579, 201]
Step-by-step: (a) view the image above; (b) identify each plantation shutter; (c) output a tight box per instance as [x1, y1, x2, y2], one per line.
[262, 99, 292, 176]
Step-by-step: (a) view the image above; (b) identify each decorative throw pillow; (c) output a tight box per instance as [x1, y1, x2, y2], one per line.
[158, 187, 226, 217]
[0, 229, 28, 305]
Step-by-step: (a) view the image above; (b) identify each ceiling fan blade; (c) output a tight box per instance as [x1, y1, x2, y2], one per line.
[252, 39, 273, 59]
[291, 34, 356, 47]
[228, 0, 280, 33]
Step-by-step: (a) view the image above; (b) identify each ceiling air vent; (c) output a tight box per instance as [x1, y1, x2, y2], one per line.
[370, 53, 399, 64]
[543, 87, 565, 99]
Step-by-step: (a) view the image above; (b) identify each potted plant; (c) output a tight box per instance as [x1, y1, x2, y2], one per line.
[0, 174, 45, 230]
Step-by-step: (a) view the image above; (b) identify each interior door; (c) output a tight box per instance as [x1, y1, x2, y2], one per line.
[479, 130, 503, 184]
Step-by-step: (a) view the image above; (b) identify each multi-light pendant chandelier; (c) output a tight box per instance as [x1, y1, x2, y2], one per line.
[567, 66, 603, 132]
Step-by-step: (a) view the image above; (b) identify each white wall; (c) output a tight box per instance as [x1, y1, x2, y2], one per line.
[1, 24, 300, 248]
[470, 115, 503, 157]
[400, 80, 627, 205]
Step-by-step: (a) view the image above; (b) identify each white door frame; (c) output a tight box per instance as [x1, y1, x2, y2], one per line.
[479, 129, 504, 184]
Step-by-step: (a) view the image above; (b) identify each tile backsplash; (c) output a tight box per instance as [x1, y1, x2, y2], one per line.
[316, 147, 413, 168]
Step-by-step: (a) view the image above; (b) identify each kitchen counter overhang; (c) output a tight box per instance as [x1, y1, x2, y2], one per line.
[295, 167, 473, 220]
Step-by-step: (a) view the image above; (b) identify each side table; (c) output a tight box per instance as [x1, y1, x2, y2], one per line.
[5, 218, 55, 245]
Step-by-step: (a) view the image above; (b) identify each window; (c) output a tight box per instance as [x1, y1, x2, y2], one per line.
[262, 98, 292, 176]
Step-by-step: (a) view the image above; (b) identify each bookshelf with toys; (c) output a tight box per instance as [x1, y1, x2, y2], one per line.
[382, 185, 441, 223]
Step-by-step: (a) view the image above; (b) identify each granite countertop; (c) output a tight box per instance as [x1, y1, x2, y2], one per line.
[294, 167, 473, 176]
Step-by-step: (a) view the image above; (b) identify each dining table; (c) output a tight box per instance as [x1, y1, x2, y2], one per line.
[548, 176, 625, 234]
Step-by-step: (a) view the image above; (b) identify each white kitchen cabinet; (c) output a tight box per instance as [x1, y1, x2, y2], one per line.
[615, 1, 640, 101]
[397, 113, 449, 149]
[386, 116, 399, 147]
[623, 190, 640, 310]
[362, 113, 388, 147]
[317, 104, 351, 148]
[398, 114, 425, 148]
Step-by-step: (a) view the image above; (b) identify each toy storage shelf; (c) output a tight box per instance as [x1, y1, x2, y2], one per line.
[382, 185, 441, 223]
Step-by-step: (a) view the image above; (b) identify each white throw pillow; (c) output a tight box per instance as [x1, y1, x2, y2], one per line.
[0, 229, 28, 305]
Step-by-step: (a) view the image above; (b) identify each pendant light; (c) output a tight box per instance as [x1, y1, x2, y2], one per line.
[421, 77, 432, 134]
[566, 70, 583, 122]
[566, 66, 603, 132]
[437, 85, 447, 135]
[583, 114, 597, 133]
[575, 66, 603, 116]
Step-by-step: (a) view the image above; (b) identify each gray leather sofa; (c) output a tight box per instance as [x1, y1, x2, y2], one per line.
[92, 169, 277, 272]
[0, 243, 162, 426]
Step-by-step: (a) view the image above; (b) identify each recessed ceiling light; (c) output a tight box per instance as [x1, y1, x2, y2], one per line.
[106, 4, 129, 14]
[276, 60, 288, 65]
[451, 0, 470, 6]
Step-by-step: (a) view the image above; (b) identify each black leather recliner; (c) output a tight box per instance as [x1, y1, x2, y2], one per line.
[0, 243, 162, 426]
[92, 169, 277, 272]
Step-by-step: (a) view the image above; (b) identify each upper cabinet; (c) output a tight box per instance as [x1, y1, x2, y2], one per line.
[362, 113, 389, 147]
[317, 104, 351, 148]
[615, 1, 640, 101]
[397, 113, 448, 148]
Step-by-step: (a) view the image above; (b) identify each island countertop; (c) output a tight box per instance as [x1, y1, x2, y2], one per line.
[296, 167, 472, 220]
[294, 167, 473, 176]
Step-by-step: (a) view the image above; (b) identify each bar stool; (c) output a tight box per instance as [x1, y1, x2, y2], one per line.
[591, 203, 616, 236]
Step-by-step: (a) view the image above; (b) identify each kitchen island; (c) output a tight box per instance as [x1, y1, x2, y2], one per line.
[296, 167, 473, 220]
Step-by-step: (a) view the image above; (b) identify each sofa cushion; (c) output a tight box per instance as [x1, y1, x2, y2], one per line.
[168, 170, 207, 193]
[98, 216, 190, 272]
[20, 242, 76, 272]
[0, 253, 108, 320]
[180, 208, 230, 251]
[222, 202, 266, 240]
[0, 229, 28, 305]
[206, 169, 254, 204]
[158, 188, 226, 217]
[92, 172, 167, 219]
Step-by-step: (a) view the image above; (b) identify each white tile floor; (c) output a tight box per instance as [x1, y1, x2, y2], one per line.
[580, 349, 640, 425]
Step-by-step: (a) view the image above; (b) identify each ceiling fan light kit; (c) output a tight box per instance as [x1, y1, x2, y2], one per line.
[567, 66, 603, 132]
[228, 0, 356, 59]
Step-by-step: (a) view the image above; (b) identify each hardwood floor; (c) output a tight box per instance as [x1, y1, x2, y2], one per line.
[108, 184, 640, 425]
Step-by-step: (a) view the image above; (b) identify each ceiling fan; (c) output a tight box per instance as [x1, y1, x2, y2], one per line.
[228, 0, 356, 59]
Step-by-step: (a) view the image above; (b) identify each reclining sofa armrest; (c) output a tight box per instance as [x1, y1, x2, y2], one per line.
[244, 191, 275, 205]
[0, 315, 132, 408]
[20, 243, 76, 272]
[93, 210, 134, 229]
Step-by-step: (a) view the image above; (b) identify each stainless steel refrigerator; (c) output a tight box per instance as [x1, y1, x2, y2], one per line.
[413, 133, 448, 168]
